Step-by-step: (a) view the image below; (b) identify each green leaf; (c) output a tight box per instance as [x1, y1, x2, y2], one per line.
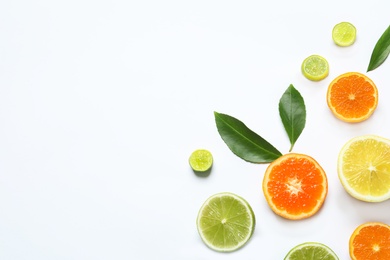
[367, 25, 390, 72]
[278, 84, 306, 152]
[214, 111, 282, 163]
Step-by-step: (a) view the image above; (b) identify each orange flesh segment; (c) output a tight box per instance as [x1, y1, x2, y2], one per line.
[266, 156, 326, 216]
[329, 74, 377, 118]
[351, 224, 390, 260]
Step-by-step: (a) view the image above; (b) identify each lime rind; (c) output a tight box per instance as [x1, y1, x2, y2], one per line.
[196, 192, 255, 252]
[301, 55, 329, 81]
[284, 242, 339, 260]
[332, 22, 356, 47]
[189, 149, 213, 172]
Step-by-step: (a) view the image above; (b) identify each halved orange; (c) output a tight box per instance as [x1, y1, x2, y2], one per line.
[262, 153, 328, 220]
[327, 72, 378, 123]
[349, 222, 390, 260]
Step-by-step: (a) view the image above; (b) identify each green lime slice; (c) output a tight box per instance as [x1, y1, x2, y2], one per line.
[196, 192, 255, 252]
[189, 149, 213, 172]
[301, 55, 329, 81]
[332, 22, 356, 47]
[284, 242, 339, 260]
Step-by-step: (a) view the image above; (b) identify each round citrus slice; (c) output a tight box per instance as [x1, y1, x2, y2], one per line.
[189, 149, 213, 172]
[262, 153, 328, 220]
[196, 192, 255, 252]
[327, 72, 378, 123]
[349, 222, 390, 260]
[284, 242, 339, 260]
[332, 22, 356, 47]
[338, 135, 390, 202]
[301, 54, 329, 81]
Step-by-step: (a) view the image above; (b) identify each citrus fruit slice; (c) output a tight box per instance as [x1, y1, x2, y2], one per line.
[189, 149, 213, 172]
[332, 22, 356, 47]
[284, 242, 339, 260]
[301, 55, 329, 81]
[338, 135, 390, 202]
[349, 222, 390, 260]
[262, 153, 328, 220]
[327, 72, 378, 123]
[196, 192, 255, 252]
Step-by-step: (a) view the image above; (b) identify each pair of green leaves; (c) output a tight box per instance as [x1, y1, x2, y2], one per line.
[367, 25, 390, 72]
[214, 85, 305, 163]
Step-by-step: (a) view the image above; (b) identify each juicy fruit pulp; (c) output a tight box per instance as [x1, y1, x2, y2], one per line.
[338, 135, 390, 202]
[189, 149, 213, 172]
[327, 72, 378, 123]
[284, 242, 339, 260]
[332, 22, 357, 47]
[196, 192, 255, 252]
[301, 55, 329, 81]
[263, 153, 328, 220]
[350, 222, 390, 260]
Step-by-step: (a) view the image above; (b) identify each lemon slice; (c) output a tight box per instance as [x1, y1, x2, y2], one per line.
[301, 55, 329, 81]
[284, 242, 339, 260]
[338, 135, 390, 202]
[196, 192, 255, 252]
[332, 22, 356, 47]
[189, 149, 213, 172]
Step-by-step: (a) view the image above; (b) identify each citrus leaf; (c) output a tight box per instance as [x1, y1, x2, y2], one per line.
[367, 25, 390, 72]
[279, 84, 306, 152]
[214, 111, 282, 163]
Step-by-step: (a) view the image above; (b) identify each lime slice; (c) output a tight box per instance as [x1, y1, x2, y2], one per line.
[301, 55, 329, 81]
[189, 149, 213, 172]
[332, 22, 356, 47]
[196, 192, 255, 252]
[284, 242, 339, 260]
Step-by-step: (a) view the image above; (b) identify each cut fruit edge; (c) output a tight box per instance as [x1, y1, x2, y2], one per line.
[326, 72, 378, 123]
[285, 242, 339, 259]
[349, 222, 390, 257]
[351, 221, 390, 237]
[189, 149, 213, 172]
[263, 153, 328, 220]
[332, 22, 356, 47]
[196, 192, 256, 252]
[301, 55, 329, 81]
[338, 135, 390, 202]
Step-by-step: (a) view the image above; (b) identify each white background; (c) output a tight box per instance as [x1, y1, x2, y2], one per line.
[1, 0, 390, 259]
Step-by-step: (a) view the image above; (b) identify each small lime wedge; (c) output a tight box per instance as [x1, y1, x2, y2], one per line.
[189, 149, 213, 172]
[301, 55, 329, 81]
[332, 22, 356, 47]
[284, 242, 339, 260]
[196, 192, 255, 252]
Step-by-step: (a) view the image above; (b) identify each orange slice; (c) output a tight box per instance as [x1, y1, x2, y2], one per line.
[327, 72, 378, 123]
[262, 153, 328, 220]
[349, 222, 390, 260]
